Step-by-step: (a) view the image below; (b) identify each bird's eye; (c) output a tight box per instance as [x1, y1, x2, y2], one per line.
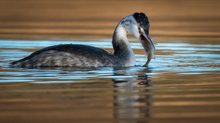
[124, 20, 131, 26]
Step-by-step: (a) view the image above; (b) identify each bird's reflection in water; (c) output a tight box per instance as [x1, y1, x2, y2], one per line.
[112, 67, 152, 123]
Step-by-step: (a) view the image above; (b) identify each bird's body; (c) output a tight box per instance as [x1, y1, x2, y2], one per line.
[11, 44, 116, 67]
[11, 12, 155, 68]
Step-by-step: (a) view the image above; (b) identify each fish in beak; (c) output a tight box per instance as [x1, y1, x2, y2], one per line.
[133, 12, 155, 66]
[139, 28, 155, 66]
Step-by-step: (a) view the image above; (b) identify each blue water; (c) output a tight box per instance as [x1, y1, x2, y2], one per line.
[0, 39, 219, 84]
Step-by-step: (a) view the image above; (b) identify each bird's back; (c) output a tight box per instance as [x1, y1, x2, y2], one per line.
[11, 44, 117, 68]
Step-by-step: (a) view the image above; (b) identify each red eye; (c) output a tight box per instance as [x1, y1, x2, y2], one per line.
[125, 20, 130, 26]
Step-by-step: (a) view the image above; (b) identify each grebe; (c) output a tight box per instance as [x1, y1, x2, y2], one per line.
[11, 12, 155, 68]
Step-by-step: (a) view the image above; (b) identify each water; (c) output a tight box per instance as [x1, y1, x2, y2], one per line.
[0, 39, 220, 123]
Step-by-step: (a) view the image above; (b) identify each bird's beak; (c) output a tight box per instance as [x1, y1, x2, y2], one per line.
[139, 27, 155, 67]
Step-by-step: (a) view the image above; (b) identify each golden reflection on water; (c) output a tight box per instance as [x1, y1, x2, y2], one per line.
[0, 68, 220, 123]
[0, 0, 219, 41]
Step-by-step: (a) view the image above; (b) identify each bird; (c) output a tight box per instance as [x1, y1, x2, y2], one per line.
[11, 12, 155, 68]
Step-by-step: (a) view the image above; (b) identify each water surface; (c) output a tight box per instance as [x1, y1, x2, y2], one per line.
[0, 39, 220, 123]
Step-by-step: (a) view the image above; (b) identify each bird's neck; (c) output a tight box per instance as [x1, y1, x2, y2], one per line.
[112, 24, 135, 66]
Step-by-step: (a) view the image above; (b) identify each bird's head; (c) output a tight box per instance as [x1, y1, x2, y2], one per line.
[120, 12, 155, 66]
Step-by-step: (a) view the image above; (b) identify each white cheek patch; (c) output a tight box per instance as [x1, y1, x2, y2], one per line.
[122, 15, 140, 38]
[131, 24, 140, 38]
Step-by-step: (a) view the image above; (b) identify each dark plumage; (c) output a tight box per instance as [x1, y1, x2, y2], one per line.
[11, 44, 117, 67]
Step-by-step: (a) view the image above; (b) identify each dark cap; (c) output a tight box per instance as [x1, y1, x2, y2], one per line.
[133, 12, 150, 34]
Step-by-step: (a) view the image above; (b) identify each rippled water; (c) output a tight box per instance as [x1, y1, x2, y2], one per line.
[0, 39, 220, 123]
